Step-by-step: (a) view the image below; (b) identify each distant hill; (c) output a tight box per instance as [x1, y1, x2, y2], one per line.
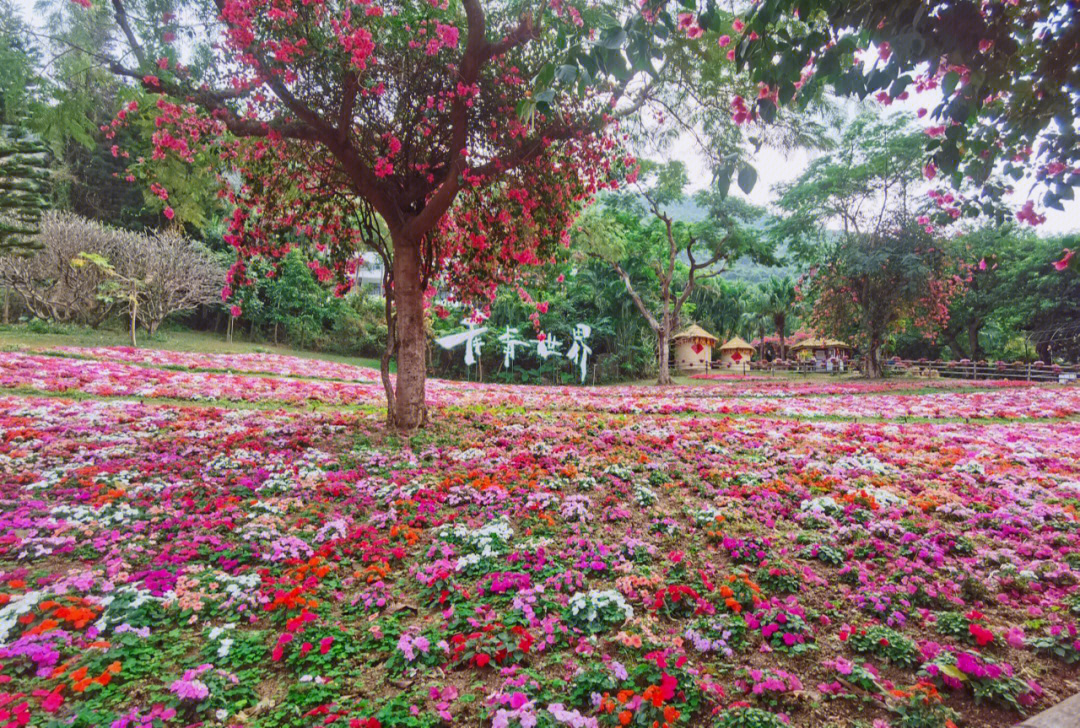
[655, 196, 798, 285]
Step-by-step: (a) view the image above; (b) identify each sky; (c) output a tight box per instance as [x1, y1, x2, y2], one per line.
[14, 0, 1078, 235]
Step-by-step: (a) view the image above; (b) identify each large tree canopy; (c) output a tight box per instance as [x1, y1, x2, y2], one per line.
[710, 0, 1080, 224]
[79, 0, 721, 428]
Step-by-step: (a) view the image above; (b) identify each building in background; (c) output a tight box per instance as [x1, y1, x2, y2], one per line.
[717, 335, 756, 371]
[673, 324, 718, 372]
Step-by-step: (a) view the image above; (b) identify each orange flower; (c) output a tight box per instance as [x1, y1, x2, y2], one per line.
[619, 710, 633, 726]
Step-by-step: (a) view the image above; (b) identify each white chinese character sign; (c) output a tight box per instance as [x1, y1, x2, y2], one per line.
[566, 324, 593, 384]
[435, 320, 594, 383]
[497, 326, 531, 368]
[535, 333, 563, 360]
[434, 320, 487, 367]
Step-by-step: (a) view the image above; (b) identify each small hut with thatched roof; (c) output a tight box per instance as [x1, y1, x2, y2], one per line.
[790, 338, 853, 370]
[672, 324, 719, 372]
[718, 335, 756, 370]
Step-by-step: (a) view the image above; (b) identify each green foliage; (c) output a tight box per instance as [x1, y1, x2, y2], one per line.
[848, 625, 919, 668]
[234, 250, 387, 358]
[772, 112, 927, 263]
[0, 127, 50, 254]
[730, 0, 1080, 216]
[713, 707, 788, 728]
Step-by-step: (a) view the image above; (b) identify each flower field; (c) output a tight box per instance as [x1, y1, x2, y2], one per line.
[1, 348, 1079, 728]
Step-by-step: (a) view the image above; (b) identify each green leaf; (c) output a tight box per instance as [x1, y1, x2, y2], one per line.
[598, 28, 627, 50]
[942, 71, 960, 97]
[737, 164, 758, 194]
[555, 64, 578, 85]
[939, 664, 968, 682]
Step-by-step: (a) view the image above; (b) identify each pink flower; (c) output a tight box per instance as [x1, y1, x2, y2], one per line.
[1053, 248, 1074, 271]
[536, 301, 549, 314]
[230, 305, 242, 318]
[41, 692, 63, 713]
[1005, 627, 1026, 649]
[163, 207, 175, 220]
[718, 34, 732, 47]
[732, 18, 745, 32]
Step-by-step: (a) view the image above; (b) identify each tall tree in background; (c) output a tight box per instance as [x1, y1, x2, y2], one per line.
[761, 276, 796, 360]
[941, 226, 1019, 360]
[582, 161, 770, 385]
[772, 112, 927, 261]
[808, 220, 961, 377]
[0, 3, 49, 254]
[689, 278, 748, 343]
[742, 291, 772, 361]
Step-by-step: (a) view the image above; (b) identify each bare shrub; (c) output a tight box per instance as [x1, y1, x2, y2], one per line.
[135, 229, 223, 335]
[0, 212, 132, 327]
[0, 212, 224, 336]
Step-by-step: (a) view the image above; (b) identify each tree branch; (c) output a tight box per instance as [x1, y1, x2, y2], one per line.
[110, 0, 147, 68]
[612, 259, 660, 332]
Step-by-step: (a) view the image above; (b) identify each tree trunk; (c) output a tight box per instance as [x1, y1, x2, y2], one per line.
[656, 327, 672, 385]
[967, 320, 980, 360]
[129, 298, 138, 347]
[864, 334, 883, 378]
[380, 273, 397, 426]
[2, 287, 9, 324]
[779, 329, 786, 362]
[390, 237, 427, 431]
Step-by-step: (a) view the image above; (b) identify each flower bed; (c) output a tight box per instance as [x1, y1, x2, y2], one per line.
[0, 348, 1079, 727]
[3, 349, 1079, 420]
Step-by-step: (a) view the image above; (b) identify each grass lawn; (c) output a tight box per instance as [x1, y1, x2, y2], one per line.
[0, 322, 383, 371]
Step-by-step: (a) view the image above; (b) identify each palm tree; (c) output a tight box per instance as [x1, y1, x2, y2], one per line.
[741, 294, 771, 362]
[762, 277, 797, 361]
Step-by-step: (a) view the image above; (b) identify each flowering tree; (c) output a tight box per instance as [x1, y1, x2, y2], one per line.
[807, 220, 962, 377]
[708, 0, 1080, 223]
[80, 0, 698, 429]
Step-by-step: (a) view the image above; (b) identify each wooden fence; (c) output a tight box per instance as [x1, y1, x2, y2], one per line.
[745, 358, 1079, 383]
[883, 358, 1080, 383]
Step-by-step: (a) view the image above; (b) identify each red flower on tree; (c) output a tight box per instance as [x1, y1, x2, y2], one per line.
[85, 0, 669, 429]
